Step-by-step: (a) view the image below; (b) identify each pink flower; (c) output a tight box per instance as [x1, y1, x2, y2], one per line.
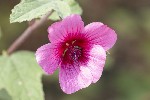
[36, 14, 117, 94]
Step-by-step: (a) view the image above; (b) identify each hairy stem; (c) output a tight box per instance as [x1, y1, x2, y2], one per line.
[7, 11, 53, 55]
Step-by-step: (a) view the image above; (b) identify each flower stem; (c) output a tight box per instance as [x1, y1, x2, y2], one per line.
[7, 11, 53, 55]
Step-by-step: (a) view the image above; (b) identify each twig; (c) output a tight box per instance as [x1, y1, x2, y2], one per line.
[7, 11, 53, 55]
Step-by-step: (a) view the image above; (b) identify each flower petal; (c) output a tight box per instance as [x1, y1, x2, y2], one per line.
[59, 63, 93, 94]
[59, 45, 106, 94]
[85, 45, 106, 83]
[48, 14, 84, 43]
[35, 43, 60, 74]
[84, 22, 117, 51]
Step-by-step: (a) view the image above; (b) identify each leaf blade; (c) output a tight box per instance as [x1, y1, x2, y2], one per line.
[49, 0, 83, 21]
[10, 0, 71, 23]
[0, 51, 44, 100]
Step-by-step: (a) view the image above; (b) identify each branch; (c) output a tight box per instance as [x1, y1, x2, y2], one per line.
[7, 11, 53, 55]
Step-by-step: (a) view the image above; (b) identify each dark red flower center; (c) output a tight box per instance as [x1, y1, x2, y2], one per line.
[62, 40, 83, 64]
[67, 45, 82, 61]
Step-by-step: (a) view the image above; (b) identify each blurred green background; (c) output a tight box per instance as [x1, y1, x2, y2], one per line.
[0, 0, 150, 100]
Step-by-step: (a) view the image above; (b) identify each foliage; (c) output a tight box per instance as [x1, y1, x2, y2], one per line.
[10, 0, 82, 23]
[0, 89, 12, 100]
[0, 51, 44, 100]
[49, 0, 83, 20]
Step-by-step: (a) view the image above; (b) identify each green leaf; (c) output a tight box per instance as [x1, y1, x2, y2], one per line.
[65, 0, 82, 15]
[0, 51, 44, 100]
[10, 0, 71, 23]
[0, 89, 12, 100]
[49, 0, 83, 21]
[21, 0, 37, 2]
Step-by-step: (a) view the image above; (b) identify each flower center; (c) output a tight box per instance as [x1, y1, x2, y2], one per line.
[62, 40, 82, 64]
[69, 46, 82, 61]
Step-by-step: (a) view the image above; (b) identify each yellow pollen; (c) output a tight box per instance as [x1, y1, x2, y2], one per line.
[63, 48, 68, 57]
[66, 43, 69, 46]
[72, 40, 76, 44]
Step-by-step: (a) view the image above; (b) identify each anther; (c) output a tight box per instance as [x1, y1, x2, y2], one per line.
[66, 43, 69, 46]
